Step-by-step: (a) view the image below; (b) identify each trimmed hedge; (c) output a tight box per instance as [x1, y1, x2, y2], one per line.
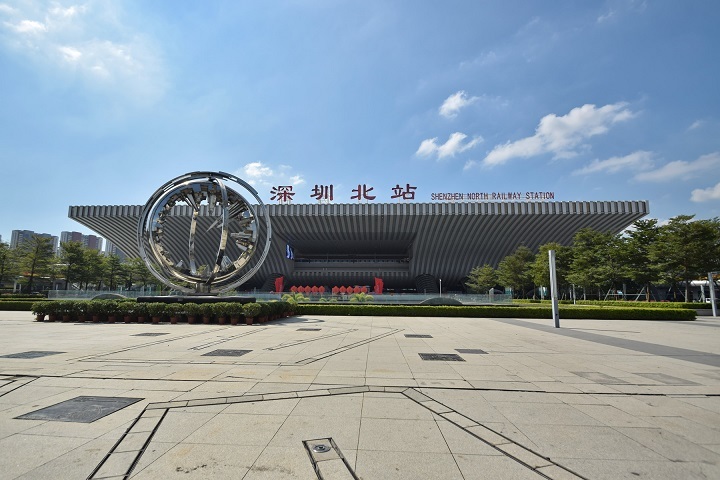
[296, 304, 695, 320]
[0, 293, 46, 299]
[515, 299, 701, 309]
[3, 299, 696, 320]
[0, 300, 41, 311]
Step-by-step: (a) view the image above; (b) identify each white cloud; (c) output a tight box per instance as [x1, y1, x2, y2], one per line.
[237, 162, 305, 189]
[483, 102, 635, 167]
[416, 132, 483, 160]
[572, 151, 654, 176]
[635, 152, 720, 182]
[0, 1, 165, 103]
[463, 159, 479, 171]
[243, 162, 273, 180]
[691, 183, 720, 203]
[439, 91, 479, 119]
[688, 120, 704, 131]
[597, 10, 616, 23]
[7, 19, 46, 33]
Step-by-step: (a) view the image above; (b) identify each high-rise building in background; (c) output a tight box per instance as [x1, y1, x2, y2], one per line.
[11, 230, 59, 253]
[104, 240, 127, 261]
[60, 231, 104, 252]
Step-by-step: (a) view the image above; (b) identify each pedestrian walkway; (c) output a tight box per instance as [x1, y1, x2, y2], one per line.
[0, 311, 718, 479]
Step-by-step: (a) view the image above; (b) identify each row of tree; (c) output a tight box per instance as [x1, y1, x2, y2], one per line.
[465, 215, 720, 301]
[0, 237, 161, 293]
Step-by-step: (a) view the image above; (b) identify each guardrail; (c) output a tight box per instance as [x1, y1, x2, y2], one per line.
[47, 290, 513, 305]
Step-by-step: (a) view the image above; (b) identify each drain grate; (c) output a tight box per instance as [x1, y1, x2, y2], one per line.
[16, 396, 142, 423]
[405, 334, 433, 338]
[0, 351, 64, 359]
[202, 349, 252, 357]
[297, 328, 321, 331]
[419, 353, 465, 362]
[635, 373, 699, 385]
[303, 437, 359, 479]
[132, 333, 169, 337]
[455, 348, 487, 354]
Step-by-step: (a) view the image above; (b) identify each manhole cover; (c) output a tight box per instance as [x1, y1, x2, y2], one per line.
[133, 333, 170, 336]
[297, 328, 321, 331]
[0, 351, 65, 359]
[202, 349, 252, 357]
[16, 396, 142, 423]
[455, 348, 487, 354]
[419, 353, 465, 362]
[405, 334, 433, 338]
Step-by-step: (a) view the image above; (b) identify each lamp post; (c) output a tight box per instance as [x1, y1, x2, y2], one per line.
[439, 278, 442, 297]
[709, 272, 717, 318]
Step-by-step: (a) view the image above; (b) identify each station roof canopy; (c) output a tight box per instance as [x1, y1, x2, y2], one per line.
[69, 200, 649, 291]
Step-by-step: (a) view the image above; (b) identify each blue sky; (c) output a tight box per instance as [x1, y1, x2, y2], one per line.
[1, 0, 719, 244]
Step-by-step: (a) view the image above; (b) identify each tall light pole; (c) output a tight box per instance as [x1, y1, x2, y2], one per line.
[439, 278, 442, 297]
[709, 272, 717, 318]
[549, 250, 560, 328]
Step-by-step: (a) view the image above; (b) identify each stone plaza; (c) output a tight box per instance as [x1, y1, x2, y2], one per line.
[0, 311, 718, 479]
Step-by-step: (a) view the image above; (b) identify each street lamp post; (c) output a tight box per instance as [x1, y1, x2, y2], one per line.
[709, 272, 717, 318]
[439, 278, 442, 297]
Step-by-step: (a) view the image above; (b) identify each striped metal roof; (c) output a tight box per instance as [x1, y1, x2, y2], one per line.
[69, 200, 648, 290]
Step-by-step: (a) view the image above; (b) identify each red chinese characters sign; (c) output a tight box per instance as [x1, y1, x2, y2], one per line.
[268, 183, 417, 203]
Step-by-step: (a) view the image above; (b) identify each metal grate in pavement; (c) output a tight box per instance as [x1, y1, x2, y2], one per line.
[16, 396, 142, 423]
[202, 349, 252, 357]
[419, 353, 465, 361]
[0, 351, 64, 359]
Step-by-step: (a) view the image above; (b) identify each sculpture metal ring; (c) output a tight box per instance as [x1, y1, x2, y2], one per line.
[137, 171, 271, 294]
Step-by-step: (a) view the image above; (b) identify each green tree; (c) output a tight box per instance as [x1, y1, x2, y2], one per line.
[497, 246, 535, 298]
[568, 228, 628, 299]
[80, 249, 104, 289]
[465, 264, 498, 293]
[102, 254, 124, 290]
[126, 257, 154, 289]
[17, 235, 55, 293]
[624, 219, 661, 301]
[59, 241, 86, 290]
[530, 243, 571, 297]
[0, 242, 19, 287]
[650, 215, 720, 301]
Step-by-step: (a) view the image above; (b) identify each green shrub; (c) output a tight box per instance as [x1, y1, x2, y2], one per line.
[294, 304, 695, 321]
[146, 303, 167, 319]
[31, 301, 50, 316]
[183, 302, 202, 318]
[349, 292, 373, 303]
[0, 300, 40, 311]
[282, 292, 309, 303]
[1, 293, 45, 299]
[166, 303, 184, 318]
[212, 302, 232, 318]
[243, 302, 261, 318]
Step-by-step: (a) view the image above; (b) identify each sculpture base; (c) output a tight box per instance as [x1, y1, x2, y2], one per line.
[137, 296, 256, 304]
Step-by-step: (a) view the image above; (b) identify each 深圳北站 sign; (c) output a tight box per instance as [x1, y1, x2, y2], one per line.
[267, 183, 555, 203]
[430, 191, 556, 201]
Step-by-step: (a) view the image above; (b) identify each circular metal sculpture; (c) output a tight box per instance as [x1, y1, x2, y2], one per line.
[137, 171, 271, 294]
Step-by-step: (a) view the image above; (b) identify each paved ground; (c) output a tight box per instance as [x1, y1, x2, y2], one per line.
[0, 311, 719, 479]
